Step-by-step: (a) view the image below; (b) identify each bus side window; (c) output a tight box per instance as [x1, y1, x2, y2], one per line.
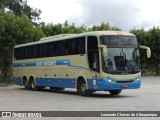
[53, 41, 58, 56]
[65, 40, 70, 55]
[40, 44, 46, 57]
[67, 40, 72, 55]
[29, 46, 34, 59]
[61, 41, 67, 56]
[36, 45, 40, 58]
[24, 47, 28, 59]
[31, 46, 36, 58]
[79, 37, 85, 54]
[71, 40, 76, 55]
[46, 43, 52, 57]
[14, 48, 19, 60]
[19, 48, 24, 60]
[27, 46, 31, 59]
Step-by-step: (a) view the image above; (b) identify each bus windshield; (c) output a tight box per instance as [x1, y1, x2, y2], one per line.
[100, 36, 141, 75]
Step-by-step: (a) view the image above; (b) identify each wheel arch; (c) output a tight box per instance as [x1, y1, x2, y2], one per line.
[29, 74, 36, 85]
[22, 74, 29, 85]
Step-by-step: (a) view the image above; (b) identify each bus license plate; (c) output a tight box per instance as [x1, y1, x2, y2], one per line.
[122, 84, 128, 88]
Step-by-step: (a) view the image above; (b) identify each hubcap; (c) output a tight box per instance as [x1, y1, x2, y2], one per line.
[31, 81, 35, 88]
[81, 84, 87, 93]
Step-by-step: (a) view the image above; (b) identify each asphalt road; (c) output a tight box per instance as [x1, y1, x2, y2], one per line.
[0, 77, 160, 120]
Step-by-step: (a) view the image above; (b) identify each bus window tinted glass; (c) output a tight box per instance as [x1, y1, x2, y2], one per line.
[100, 36, 138, 47]
[14, 36, 86, 60]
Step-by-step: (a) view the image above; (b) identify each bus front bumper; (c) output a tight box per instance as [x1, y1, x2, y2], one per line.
[88, 78, 141, 91]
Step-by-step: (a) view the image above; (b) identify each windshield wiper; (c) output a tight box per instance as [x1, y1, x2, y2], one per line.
[123, 51, 136, 73]
[125, 59, 136, 73]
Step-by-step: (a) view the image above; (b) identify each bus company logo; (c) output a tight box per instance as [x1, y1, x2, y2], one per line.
[43, 61, 56, 66]
[36, 62, 43, 66]
[63, 60, 69, 64]
[2, 112, 11, 117]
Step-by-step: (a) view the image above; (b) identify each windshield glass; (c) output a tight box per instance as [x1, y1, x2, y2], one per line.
[100, 36, 140, 75]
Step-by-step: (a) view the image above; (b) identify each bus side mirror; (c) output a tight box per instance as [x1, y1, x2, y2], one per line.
[139, 45, 151, 58]
[98, 45, 107, 57]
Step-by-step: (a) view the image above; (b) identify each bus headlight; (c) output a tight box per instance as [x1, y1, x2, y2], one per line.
[136, 77, 141, 81]
[103, 77, 116, 83]
[107, 78, 116, 83]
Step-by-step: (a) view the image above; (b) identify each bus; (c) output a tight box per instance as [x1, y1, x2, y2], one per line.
[13, 31, 151, 96]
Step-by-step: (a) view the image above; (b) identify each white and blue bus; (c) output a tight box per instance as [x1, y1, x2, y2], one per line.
[13, 31, 151, 96]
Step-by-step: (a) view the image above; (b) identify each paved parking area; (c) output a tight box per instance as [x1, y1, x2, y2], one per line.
[0, 77, 160, 119]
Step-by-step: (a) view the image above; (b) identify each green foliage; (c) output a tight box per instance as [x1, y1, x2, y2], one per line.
[88, 22, 121, 31]
[0, 0, 44, 84]
[14, 16, 44, 44]
[0, 10, 44, 83]
[0, 11, 15, 83]
[130, 27, 160, 75]
[41, 23, 63, 36]
[0, 0, 41, 25]
[41, 21, 121, 37]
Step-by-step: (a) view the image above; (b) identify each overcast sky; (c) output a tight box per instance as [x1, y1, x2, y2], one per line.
[28, 0, 160, 31]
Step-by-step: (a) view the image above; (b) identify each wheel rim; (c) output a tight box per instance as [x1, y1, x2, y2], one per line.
[81, 84, 87, 93]
[31, 80, 35, 89]
[24, 80, 28, 86]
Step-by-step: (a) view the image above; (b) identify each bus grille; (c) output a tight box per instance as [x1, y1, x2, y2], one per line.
[116, 80, 134, 83]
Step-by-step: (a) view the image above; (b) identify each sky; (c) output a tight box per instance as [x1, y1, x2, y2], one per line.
[28, 0, 160, 31]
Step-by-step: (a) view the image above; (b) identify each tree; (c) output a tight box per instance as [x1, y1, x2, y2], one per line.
[41, 21, 87, 37]
[148, 27, 160, 75]
[130, 29, 151, 74]
[87, 22, 121, 31]
[0, 10, 44, 83]
[41, 21, 120, 37]
[0, 0, 41, 25]
[131, 27, 160, 75]
[13, 16, 44, 44]
[41, 23, 63, 36]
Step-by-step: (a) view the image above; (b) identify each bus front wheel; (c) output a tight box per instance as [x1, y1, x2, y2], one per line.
[77, 80, 92, 96]
[109, 90, 122, 95]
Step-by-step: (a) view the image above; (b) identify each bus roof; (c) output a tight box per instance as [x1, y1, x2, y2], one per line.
[14, 31, 135, 48]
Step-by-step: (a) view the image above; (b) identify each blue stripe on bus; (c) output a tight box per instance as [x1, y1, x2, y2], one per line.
[13, 60, 90, 70]
[13, 60, 70, 67]
[13, 77, 141, 90]
[36, 78, 76, 88]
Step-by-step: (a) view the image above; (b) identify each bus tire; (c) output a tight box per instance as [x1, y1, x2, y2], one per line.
[77, 79, 92, 96]
[30, 78, 39, 91]
[109, 90, 122, 95]
[23, 77, 29, 90]
[24, 83, 30, 90]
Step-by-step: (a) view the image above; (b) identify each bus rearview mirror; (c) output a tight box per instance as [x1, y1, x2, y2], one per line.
[98, 45, 107, 57]
[139, 45, 151, 58]
[147, 48, 151, 58]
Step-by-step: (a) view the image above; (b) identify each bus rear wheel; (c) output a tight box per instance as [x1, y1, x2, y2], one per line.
[23, 78, 30, 90]
[30, 79, 39, 91]
[77, 79, 92, 96]
[109, 90, 122, 95]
